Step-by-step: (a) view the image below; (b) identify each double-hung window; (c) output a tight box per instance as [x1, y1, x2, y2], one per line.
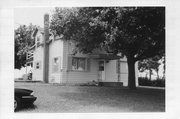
[72, 57, 86, 71]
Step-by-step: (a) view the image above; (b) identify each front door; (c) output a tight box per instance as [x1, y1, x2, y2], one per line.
[98, 60, 105, 81]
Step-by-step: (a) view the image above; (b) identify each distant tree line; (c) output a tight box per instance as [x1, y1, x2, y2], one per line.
[138, 54, 165, 80]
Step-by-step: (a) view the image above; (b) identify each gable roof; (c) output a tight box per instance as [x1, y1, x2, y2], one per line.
[31, 27, 54, 38]
[31, 27, 44, 38]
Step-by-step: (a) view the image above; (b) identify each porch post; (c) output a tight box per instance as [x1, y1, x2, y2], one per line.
[43, 14, 49, 83]
[117, 59, 120, 82]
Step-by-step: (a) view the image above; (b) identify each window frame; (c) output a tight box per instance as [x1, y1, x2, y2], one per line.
[35, 61, 41, 69]
[71, 57, 87, 72]
[36, 36, 41, 47]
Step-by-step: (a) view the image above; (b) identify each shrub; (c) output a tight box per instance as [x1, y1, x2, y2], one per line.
[138, 77, 165, 87]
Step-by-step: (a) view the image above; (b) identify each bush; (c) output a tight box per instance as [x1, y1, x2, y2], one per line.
[138, 77, 165, 87]
[152, 79, 165, 87]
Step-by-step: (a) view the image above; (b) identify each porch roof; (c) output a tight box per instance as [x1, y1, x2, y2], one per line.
[89, 53, 122, 60]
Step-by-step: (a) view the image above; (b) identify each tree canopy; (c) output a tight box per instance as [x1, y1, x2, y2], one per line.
[50, 7, 165, 89]
[14, 24, 36, 69]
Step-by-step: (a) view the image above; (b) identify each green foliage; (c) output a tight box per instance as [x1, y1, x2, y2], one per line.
[14, 24, 36, 69]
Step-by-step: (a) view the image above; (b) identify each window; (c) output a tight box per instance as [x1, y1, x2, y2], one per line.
[35, 61, 41, 69]
[72, 57, 86, 71]
[52, 57, 61, 73]
[36, 36, 41, 47]
[99, 61, 104, 71]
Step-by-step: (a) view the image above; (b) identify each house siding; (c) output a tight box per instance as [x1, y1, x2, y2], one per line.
[48, 39, 64, 83]
[31, 29, 138, 86]
[103, 57, 138, 86]
[61, 41, 99, 84]
[120, 61, 128, 86]
[61, 40, 69, 83]
[105, 60, 118, 82]
[64, 59, 99, 84]
[32, 46, 44, 81]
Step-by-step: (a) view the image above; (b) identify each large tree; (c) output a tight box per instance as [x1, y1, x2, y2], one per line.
[50, 7, 165, 89]
[14, 24, 36, 69]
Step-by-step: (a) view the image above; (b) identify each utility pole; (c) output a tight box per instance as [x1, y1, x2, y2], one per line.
[43, 14, 49, 83]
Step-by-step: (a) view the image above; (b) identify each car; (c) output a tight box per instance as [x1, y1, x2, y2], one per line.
[14, 88, 37, 111]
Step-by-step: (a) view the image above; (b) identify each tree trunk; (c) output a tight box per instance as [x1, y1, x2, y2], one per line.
[127, 57, 136, 90]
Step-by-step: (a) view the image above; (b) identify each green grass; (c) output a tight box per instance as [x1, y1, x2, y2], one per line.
[15, 82, 165, 112]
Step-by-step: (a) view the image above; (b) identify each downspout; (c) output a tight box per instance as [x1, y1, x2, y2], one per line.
[117, 59, 121, 82]
[66, 40, 69, 84]
[43, 14, 49, 83]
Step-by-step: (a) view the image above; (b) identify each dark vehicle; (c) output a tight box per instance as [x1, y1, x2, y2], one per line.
[14, 88, 37, 111]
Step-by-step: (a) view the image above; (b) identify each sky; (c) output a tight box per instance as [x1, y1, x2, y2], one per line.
[14, 7, 55, 28]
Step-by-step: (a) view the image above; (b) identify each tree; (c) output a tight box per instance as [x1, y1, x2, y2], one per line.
[14, 24, 36, 69]
[138, 56, 161, 80]
[50, 7, 165, 89]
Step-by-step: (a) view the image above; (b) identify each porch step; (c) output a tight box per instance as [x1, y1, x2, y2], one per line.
[98, 82, 123, 87]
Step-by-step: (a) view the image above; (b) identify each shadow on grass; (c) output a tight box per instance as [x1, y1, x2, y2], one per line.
[58, 87, 165, 112]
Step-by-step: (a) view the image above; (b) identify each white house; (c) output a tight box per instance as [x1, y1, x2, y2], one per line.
[27, 14, 138, 87]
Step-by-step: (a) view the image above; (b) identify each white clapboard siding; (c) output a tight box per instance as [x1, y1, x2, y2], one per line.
[120, 74, 128, 86]
[32, 46, 44, 81]
[120, 61, 128, 74]
[105, 60, 118, 82]
[65, 59, 98, 83]
[48, 39, 64, 83]
[61, 40, 99, 84]
[119, 61, 128, 86]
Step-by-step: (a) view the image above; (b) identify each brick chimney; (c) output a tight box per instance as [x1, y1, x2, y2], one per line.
[43, 13, 49, 83]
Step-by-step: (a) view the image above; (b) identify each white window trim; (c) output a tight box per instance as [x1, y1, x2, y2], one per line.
[71, 57, 88, 72]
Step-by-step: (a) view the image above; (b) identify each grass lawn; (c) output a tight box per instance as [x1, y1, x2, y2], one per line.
[15, 82, 165, 112]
